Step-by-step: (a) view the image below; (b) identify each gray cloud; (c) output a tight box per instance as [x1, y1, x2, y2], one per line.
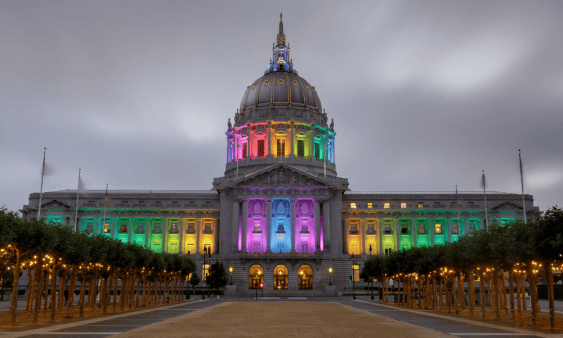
[1, 0, 562, 213]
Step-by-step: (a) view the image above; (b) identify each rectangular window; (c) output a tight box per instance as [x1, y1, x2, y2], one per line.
[352, 264, 360, 282]
[385, 248, 392, 255]
[418, 203, 423, 208]
[350, 203, 357, 209]
[277, 138, 285, 156]
[401, 225, 409, 234]
[435, 224, 442, 234]
[367, 202, 373, 209]
[258, 140, 265, 157]
[120, 224, 127, 233]
[297, 139, 305, 157]
[242, 143, 248, 158]
[401, 202, 407, 209]
[452, 223, 459, 234]
[468, 224, 475, 234]
[104, 223, 111, 233]
[202, 264, 210, 280]
[383, 202, 390, 209]
[314, 142, 320, 158]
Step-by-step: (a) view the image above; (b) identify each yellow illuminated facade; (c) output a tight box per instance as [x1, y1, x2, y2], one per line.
[364, 219, 380, 255]
[347, 219, 362, 255]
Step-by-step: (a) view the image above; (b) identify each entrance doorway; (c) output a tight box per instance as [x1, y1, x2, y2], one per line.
[248, 265, 264, 289]
[298, 265, 313, 290]
[274, 265, 288, 290]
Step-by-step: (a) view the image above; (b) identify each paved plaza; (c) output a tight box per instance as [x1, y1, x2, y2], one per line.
[1, 297, 559, 338]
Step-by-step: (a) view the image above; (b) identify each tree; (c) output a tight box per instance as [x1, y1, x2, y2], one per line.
[189, 272, 200, 296]
[208, 262, 228, 292]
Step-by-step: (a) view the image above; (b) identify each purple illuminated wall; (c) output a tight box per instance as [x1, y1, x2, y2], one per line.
[294, 198, 316, 254]
[246, 198, 267, 253]
[238, 212, 242, 251]
[320, 205, 324, 252]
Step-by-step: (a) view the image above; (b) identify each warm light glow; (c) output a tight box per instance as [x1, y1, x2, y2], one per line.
[384, 203, 390, 209]
[367, 202, 373, 209]
[329, 267, 333, 273]
[229, 267, 233, 273]
[401, 202, 407, 209]
[350, 202, 357, 209]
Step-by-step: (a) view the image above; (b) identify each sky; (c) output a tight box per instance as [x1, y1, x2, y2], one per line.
[1, 0, 562, 214]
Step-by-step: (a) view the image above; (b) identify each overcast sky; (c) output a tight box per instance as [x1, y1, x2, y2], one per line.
[1, 0, 562, 214]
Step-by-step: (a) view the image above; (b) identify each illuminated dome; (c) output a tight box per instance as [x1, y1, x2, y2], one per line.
[234, 13, 326, 128]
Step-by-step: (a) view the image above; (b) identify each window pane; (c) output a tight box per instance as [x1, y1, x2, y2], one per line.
[258, 140, 265, 157]
[297, 139, 304, 157]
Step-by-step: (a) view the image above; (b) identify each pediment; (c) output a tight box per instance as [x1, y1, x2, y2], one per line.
[42, 200, 72, 209]
[233, 164, 330, 188]
[492, 201, 522, 211]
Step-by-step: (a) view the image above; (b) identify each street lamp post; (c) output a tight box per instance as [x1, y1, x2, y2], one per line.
[369, 245, 373, 300]
[229, 266, 233, 285]
[202, 244, 210, 299]
[352, 255, 356, 300]
[329, 267, 333, 286]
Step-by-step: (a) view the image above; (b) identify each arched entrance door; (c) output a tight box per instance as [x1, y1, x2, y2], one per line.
[274, 265, 288, 290]
[298, 265, 313, 289]
[248, 265, 263, 289]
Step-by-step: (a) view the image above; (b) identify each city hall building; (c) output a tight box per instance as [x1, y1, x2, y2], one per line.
[20, 16, 538, 296]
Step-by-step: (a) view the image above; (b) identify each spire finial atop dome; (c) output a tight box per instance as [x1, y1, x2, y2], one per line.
[267, 14, 296, 74]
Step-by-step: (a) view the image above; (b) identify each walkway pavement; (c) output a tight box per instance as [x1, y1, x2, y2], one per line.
[0, 297, 560, 338]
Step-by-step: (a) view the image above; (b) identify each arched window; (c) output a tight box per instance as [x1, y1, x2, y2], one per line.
[298, 265, 313, 290]
[249, 265, 264, 289]
[274, 265, 288, 290]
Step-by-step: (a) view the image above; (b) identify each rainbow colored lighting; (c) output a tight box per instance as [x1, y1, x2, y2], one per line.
[246, 199, 268, 253]
[294, 198, 316, 254]
[270, 198, 292, 253]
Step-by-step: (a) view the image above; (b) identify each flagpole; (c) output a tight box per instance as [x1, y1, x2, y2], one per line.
[37, 147, 47, 220]
[456, 185, 460, 232]
[103, 183, 108, 232]
[482, 170, 488, 231]
[74, 168, 81, 232]
[519, 149, 527, 224]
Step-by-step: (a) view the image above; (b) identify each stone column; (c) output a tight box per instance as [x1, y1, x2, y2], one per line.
[231, 201, 239, 251]
[145, 218, 150, 249]
[314, 201, 321, 252]
[290, 122, 295, 158]
[214, 218, 219, 254]
[128, 218, 133, 244]
[396, 219, 400, 251]
[241, 201, 248, 253]
[195, 219, 200, 256]
[430, 219, 435, 245]
[343, 219, 348, 255]
[290, 200, 296, 253]
[310, 127, 315, 160]
[361, 219, 366, 255]
[266, 200, 272, 253]
[379, 219, 384, 255]
[179, 218, 184, 255]
[323, 201, 330, 251]
[267, 123, 273, 159]
[412, 219, 417, 248]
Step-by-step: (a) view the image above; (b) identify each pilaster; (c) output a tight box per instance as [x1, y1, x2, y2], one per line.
[314, 200, 321, 252]
[323, 201, 331, 251]
[290, 199, 296, 253]
[241, 200, 248, 253]
[266, 200, 272, 253]
[231, 201, 239, 251]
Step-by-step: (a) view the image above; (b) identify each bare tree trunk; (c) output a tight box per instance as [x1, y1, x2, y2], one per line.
[480, 271, 486, 319]
[42, 271, 49, 314]
[438, 278, 442, 312]
[26, 266, 34, 313]
[57, 274, 66, 310]
[91, 277, 98, 315]
[27, 266, 36, 315]
[501, 270, 508, 315]
[50, 266, 58, 320]
[143, 275, 148, 307]
[487, 274, 494, 311]
[545, 261, 555, 329]
[120, 275, 127, 311]
[9, 252, 22, 326]
[516, 272, 523, 316]
[101, 277, 107, 313]
[446, 276, 451, 313]
[458, 273, 465, 311]
[526, 264, 539, 326]
[453, 275, 459, 314]
[78, 275, 86, 317]
[33, 265, 43, 323]
[520, 273, 527, 312]
[112, 272, 118, 312]
[508, 267, 515, 322]
[66, 268, 77, 318]
[493, 271, 500, 321]
[432, 276, 437, 310]
[468, 272, 475, 317]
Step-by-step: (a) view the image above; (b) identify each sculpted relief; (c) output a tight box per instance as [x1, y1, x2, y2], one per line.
[242, 167, 324, 187]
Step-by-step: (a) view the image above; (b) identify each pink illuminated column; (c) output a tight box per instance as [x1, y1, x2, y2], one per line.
[241, 200, 248, 252]
[231, 201, 239, 251]
[315, 201, 320, 252]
